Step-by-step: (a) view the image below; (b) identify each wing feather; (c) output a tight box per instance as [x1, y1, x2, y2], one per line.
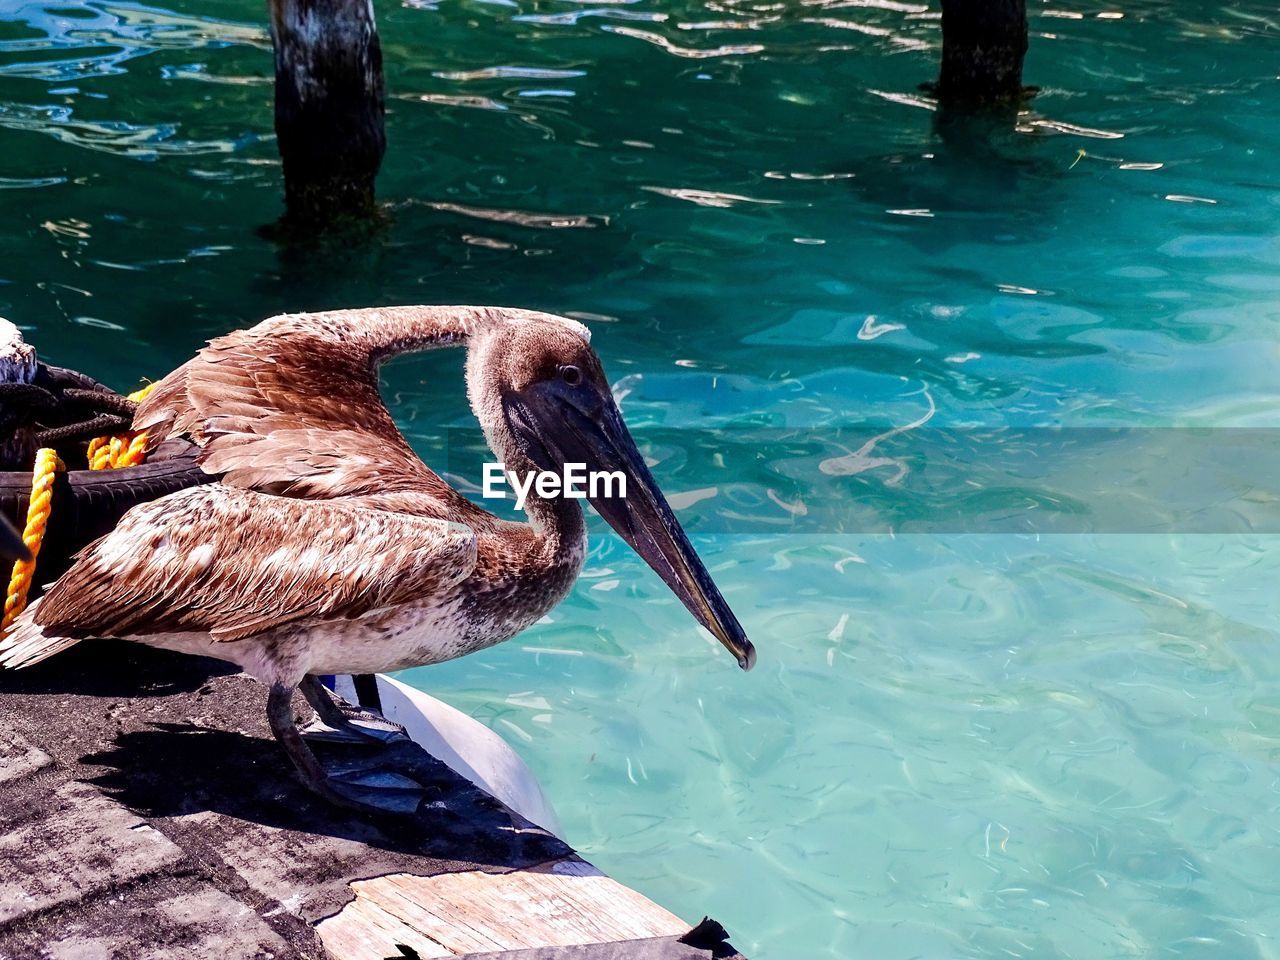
[33, 485, 478, 642]
[134, 307, 493, 498]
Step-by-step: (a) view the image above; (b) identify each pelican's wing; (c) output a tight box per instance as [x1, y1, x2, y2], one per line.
[26, 485, 477, 643]
[135, 307, 491, 498]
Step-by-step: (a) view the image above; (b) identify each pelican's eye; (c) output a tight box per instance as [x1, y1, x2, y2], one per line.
[559, 364, 583, 386]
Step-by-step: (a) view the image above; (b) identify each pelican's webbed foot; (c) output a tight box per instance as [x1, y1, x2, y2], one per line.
[268, 683, 434, 816]
[298, 675, 411, 745]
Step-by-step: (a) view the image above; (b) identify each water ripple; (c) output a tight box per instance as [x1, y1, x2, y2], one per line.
[0, 1, 265, 81]
[640, 186, 781, 207]
[601, 24, 764, 58]
[433, 65, 589, 81]
[0, 101, 250, 158]
[5, 3, 1280, 959]
[415, 200, 609, 229]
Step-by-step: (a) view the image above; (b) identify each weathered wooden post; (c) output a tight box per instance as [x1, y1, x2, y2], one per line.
[267, 0, 386, 228]
[934, 0, 1028, 107]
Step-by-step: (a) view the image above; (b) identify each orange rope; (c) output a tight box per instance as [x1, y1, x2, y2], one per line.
[87, 432, 149, 470]
[2, 448, 63, 632]
[3, 380, 156, 632]
[87, 381, 156, 469]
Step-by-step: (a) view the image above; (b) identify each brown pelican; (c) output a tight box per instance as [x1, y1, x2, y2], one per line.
[0, 306, 754, 811]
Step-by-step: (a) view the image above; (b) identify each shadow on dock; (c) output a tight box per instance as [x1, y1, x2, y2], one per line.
[0, 642, 746, 958]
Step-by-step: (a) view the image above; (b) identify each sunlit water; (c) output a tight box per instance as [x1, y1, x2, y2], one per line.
[4, 1, 1280, 957]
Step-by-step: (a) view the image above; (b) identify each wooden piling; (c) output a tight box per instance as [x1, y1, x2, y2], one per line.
[267, 0, 387, 228]
[935, 0, 1028, 107]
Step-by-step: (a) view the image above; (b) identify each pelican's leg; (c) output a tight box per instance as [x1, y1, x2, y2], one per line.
[298, 675, 410, 745]
[267, 683, 427, 815]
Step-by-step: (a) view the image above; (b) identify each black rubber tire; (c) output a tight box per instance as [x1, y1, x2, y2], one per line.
[0, 442, 212, 593]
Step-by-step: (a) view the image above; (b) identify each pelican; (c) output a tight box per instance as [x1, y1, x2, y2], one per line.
[0, 306, 755, 812]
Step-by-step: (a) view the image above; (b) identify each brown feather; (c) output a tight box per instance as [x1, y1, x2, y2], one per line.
[0, 306, 597, 677]
[134, 306, 509, 502]
[34, 485, 478, 642]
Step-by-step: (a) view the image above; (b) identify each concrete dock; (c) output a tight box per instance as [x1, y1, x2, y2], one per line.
[0, 643, 746, 959]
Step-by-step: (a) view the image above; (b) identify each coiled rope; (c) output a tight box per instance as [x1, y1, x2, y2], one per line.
[2, 381, 156, 632]
[2, 447, 63, 632]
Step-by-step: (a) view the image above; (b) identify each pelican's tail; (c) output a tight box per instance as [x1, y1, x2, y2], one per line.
[0, 603, 81, 669]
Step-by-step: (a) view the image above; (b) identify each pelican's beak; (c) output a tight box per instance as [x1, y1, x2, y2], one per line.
[510, 383, 756, 671]
[0, 515, 28, 564]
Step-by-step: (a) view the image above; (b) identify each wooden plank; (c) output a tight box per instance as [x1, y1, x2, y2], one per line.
[315, 893, 454, 960]
[0, 881, 298, 959]
[0, 782, 184, 924]
[0, 647, 737, 959]
[317, 857, 688, 959]
[0, 728, 52, 784]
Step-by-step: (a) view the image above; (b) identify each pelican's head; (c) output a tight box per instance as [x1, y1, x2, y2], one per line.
[466, 310, 755, 671]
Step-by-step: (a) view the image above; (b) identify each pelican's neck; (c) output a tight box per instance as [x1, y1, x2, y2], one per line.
[339, 305, 589, 554]
[529, 490, 587, 560]
[497, 443, 587, 557]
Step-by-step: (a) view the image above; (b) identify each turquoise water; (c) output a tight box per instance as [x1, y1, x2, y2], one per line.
[5, 1, 1280, 956]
